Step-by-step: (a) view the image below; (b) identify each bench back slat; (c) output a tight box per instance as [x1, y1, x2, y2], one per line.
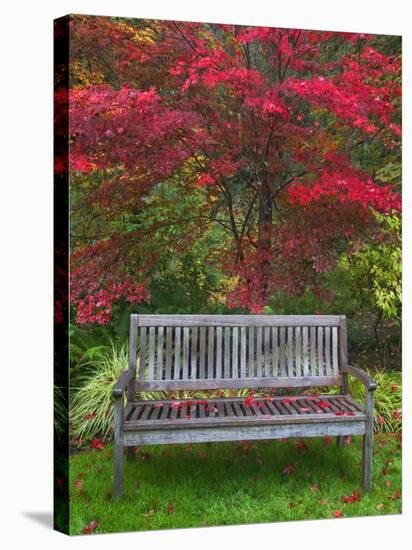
[130, 315, 347, 391]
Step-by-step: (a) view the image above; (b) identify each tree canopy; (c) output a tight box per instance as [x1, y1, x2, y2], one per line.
[65, 16, 401, 324]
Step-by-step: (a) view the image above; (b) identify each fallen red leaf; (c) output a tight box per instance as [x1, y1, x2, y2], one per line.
[333, 510, 343, 518]
[73, 479, 84, 490]
[311, 484, 318, 492]
[166, 503, 175, 514]
[282, 464, 295, 475]
[296, 440, 308, 452]
[84, 412, 97, 421]
[323, 436, 332, 446]
[342, 490, 361, 503]
[243, 396, 257, 407]
[82, 519, 99, 534]
[335, 411, 345, 416]
[90, 438, 105, 451]
[346, 411, 356, 416]
[316, 400, 332, 408]
[299, 407, 312, 412]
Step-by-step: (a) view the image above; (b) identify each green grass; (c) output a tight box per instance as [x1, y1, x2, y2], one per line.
[69, 433, 401, 535]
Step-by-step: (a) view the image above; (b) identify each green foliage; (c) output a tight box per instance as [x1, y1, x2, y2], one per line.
[54, 384, 68, 438]
[337, 213, 401, 320]
[70, 344, 129, 441]
[350, 371, 402, 433]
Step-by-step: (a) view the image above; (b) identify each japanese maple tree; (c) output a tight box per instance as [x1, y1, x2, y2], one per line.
[67, 16, 401, 323]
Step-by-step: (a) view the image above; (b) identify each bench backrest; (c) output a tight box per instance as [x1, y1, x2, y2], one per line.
[129, 315, 348, 391]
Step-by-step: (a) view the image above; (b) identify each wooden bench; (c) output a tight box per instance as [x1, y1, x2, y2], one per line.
[113, 314, 376, 498]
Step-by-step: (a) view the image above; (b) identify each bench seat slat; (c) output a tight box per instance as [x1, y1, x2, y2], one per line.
[124, 395, 365, 431]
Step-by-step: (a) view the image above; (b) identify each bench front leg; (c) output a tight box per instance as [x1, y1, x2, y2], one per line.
[113, 395, 124, 499]
[363, 389, 375, 491]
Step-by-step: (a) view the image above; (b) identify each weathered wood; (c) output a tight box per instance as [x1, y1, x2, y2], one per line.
[199, 327, 206, 379]
[124, 421, 365, 446]
[332, 327, 339, 376]
[113, 369, 135, 397]
[317, 326, 324, 376]
[207, 326, 214, 379]
[240, 327, 247, 378]
[127, 314, 138, 402]
[339, 316, 349, 393]
[363, 390, 374, 491]
[310, 326, 316, 376]
[136, 314, 342, 327]
[248, 326, 255, 377]
[135, 375, 342, 391]
[157, 327, 164, 380]
[344, 365, 377, 390]
[191, 327, 198, 380]
[165, 327, 172, 381]
[287, 327, 294, 376]
[256, 327, 263, 377]
[139, 326, 147, 381]
[224, 327, 231, 378]
[183, 327, 189, 380]
[114, 313, 375, 499]
[232, 326, 238, 378]
[174, 327, 181, 380]
[295, 327, 301, 377]
[148, 327, 155, 380]
[280, 327, 286, 376]
[113, 396, 124, 499]
[272, 327, 278, 376]
[264, 327, 271, 376]
[216, 326, 222, 379]
[302, 327, 309, 376]
[325, 327, 331, 376]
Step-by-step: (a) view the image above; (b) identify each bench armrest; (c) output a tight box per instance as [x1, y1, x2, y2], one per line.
[343, 365, 377, 392]
[113, 369, 135, 398]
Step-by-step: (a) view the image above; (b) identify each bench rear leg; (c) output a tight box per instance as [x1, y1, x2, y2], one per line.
[336, 436, 345, 448]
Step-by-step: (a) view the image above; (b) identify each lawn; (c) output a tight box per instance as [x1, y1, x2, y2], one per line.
[69, 432, 401, 535]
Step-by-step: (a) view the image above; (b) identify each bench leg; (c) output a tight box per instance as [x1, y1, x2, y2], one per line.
[336, 436, 345, 448]
[362, 428, 373, 491]
[113, 397, 124, 499]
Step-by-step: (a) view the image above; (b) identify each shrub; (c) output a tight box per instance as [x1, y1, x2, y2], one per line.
[349, 370, 401, 433]
[70, 343, 129, 441]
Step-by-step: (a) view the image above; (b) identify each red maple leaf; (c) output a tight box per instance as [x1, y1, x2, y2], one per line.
[82, 519, 99, 534]
[282, 464, 295, 475]
[243, 396, 257, 407]
[342, 490, 361, 503]
[90, 438, 105, 450]
[315, 400, 332, 408]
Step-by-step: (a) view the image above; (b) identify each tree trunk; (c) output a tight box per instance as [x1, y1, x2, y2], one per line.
[256, 185, 273, 303]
